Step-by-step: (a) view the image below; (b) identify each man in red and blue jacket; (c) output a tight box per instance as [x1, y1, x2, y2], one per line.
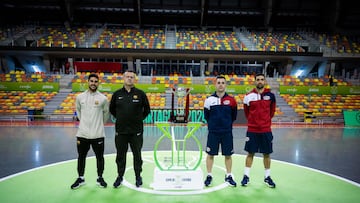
[203, 75, 238, 187]
[240, 73, 277, 188]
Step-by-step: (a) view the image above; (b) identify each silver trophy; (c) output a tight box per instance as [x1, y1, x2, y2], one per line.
[170, 87, 190, 123]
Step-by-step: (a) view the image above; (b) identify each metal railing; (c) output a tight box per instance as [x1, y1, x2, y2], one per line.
[0, 114, 76, 126]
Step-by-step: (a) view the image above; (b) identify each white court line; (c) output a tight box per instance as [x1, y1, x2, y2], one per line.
[1, 153, 359, 195]
[272, 159, 360, 188]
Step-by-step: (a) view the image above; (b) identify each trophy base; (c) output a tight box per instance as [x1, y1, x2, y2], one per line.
[150, 168, 204, 190]
[174, 115, 187, 123]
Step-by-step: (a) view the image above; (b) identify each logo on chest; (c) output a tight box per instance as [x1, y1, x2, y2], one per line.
[133, 95, 139, 102]
[223, 100, 230, 105]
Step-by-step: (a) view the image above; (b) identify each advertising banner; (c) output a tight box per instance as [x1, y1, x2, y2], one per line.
[72, 83, 253, 94]
[0, 82, 59, 91]
[343, 110, 360, 126]
[145, 109, 205, 123]
[110, 109, 245, 124]
[280, 86, 360, 95]
[71, 83, 166, 93]
[109, 109, 206, 124]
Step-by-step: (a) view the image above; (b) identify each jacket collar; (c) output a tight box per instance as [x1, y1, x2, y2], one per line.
[251, 88, 270, 94]
[211, 92, 228, 98]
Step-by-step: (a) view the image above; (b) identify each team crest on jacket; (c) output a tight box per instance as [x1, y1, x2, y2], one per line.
[133, 95, 138, 99]
[95, 100, 99, 105]
[223, 100, 230, 105]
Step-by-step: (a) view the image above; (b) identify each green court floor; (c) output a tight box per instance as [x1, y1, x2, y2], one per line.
[0, 152, 359, 203]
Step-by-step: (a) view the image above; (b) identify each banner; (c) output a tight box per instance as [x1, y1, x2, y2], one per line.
[0, 82, 59, 91]
[343, 110, 360, 126]
[176, 84, 253, 94]
[110, 109, 206, 124]
[110, 109, 246, 124]
[74, 62, 122, 73]
[72, 83, 253, 94]
[72, 83, 166, 92]
[144, 109, 206, 123]
[72, 83, 122, 92]
[280, 86, 360, 95]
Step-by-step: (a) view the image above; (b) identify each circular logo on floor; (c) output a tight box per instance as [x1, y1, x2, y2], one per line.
[122, 152, 230, 195]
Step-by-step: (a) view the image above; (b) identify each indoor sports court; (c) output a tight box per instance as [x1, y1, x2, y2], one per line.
[1, 0, 360, 203]
[0, 122, 359, 203]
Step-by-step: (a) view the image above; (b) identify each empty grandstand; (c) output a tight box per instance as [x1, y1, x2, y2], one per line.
[0, 0, 359, 125]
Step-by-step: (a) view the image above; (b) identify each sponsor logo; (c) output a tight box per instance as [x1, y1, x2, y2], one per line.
[99, 85, 111, 91]
[226, 88, 235, 93]
[79, 83, 86, 91]
[20, 85, 31, 89]
[331, 86, 338, 94]
[349, 88, 360, 94]
[148, 87, 159, 90]
[42, 85, 54, 89]
[286, 88, 297, 92]
[308, 88, 319, 92]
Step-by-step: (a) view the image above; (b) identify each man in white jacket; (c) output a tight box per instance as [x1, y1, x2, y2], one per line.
[71, 73, 110, 189]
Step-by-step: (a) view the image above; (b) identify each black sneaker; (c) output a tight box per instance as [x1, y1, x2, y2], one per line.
[135, 176, 143, 187]
[97, 177, 107, 188]
[204, 175, 212, 187]
[71, 177, 85, 189]
[113, 176, 123, 188]
[225, 175, 237, 187]
[241, 175, 250, 186]
[264, 176, 276, 188]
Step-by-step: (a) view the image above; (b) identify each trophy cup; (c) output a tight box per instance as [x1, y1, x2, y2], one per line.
[170, 87, 190, 123]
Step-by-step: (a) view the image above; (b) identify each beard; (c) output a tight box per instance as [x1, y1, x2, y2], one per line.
[256, 83, 264, 90]
[89, 85, 97, 91]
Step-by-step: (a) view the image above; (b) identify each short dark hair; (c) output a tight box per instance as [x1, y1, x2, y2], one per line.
[88, 73, 99, 81]
[255, 73, 265, 80]
[124, 70, 135, 74]
[216, 75, 226, 81]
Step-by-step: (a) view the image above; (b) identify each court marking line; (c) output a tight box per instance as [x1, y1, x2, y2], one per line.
[272, 159, 360, 187]
[1, 153, 359, 191]
[123, 155, 229, 195]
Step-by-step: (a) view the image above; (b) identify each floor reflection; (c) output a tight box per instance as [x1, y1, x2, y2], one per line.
[0, 125, 359, 184]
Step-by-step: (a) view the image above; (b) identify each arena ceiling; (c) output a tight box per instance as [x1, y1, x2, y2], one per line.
[0, 0, 359, 33]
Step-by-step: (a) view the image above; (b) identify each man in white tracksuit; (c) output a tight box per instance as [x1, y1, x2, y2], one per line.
[70, 73, 110, 189]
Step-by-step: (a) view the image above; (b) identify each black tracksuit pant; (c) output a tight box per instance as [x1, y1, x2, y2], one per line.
[76, 137, 105, 177]
[115, 132, 143, 178]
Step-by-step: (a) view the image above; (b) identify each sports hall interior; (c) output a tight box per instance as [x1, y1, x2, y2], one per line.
[0, 1, 360, 203]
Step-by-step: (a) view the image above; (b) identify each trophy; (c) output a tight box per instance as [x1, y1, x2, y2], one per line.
[151, 122, 203, 190]
[151, 86, 204, 190]
[170, 87, 190, 123]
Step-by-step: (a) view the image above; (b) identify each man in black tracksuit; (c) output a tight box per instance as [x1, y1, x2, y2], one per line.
[110, 70, 151, 188]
